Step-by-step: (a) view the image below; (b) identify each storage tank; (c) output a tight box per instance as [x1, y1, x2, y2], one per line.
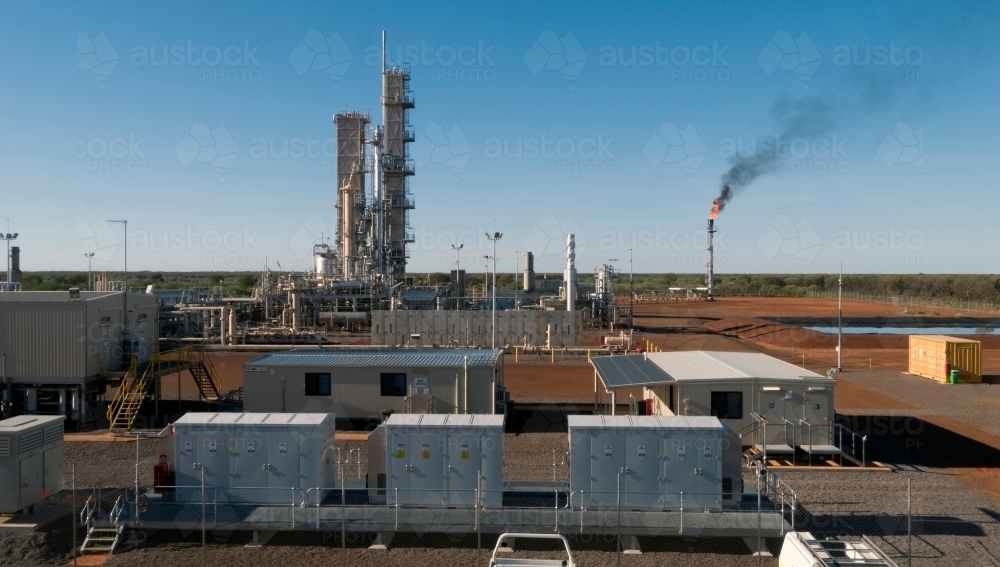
[568, 415, 740, 510]
[313, 244, 335, 275]
[0, 416, 64, 514]
[170, 412, 336, 503]
[367, 414, 503, 507]
[523, 252, 535, 292]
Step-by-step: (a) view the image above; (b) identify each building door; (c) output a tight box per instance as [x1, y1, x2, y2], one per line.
[758, 388, 790, 448]
[623, 431, 660, 508]
[802, 389, 832, 446]
[409, 375, 432, 413]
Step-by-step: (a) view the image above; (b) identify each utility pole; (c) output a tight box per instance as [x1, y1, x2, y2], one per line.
[108, 220, 128, 354]
[486, 232, 503, 350]
[452, 243, 463, 310]
[629, 248, 634, 343]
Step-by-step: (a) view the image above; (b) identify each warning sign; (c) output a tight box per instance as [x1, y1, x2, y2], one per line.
[279, 442, 287, 457]
[208, 441, 217, 457]
[460, 441, 469, 460]
[604, 445, 613, 460]
[422, 443, 430, 459]
[677, 446, 686, 461]
[395, 444, 405, 458]
[184, 441, 192, 456]
[703, 446, 712, 459]
[246, 442, 255, 457]
[637, 445, 646, 461]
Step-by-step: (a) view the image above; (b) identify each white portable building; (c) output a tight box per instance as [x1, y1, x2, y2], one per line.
[0, 415, 64, 513]
[367, 413, 504, 507]
[568, 415, 741, 510]
[170, 412, 336, 503]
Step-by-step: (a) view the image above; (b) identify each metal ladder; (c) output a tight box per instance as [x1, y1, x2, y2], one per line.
[79, 495, 125, 555]
[107, 356, 152, 431]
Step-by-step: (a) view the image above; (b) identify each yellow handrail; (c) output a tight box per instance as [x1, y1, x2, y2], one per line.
[198, 347, 222, 396]
[106, 355, 138, 422]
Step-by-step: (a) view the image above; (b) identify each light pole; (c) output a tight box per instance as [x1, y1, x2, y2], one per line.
[608, 259, 618, 331]
[837, 261, 843, 371]
[0, 227, 17, 292]
[452, 243, 464, 310]
[628, 248, 634, 341]
[485, 232, 502, 350]
[84, 252, 95, 291]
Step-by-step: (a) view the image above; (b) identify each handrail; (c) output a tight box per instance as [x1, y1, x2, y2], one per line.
[106, 355, 139, 421]
[110, 494, 125, 527]
[80, 495, 96, 527]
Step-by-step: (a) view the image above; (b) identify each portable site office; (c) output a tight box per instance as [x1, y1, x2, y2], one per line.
[591, 351, 836, 458]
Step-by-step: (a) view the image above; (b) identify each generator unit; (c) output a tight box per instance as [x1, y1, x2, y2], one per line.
[568, 415, 740, 510]
[167, 413, 336, 503]
[0, 416, 65, 514]
[367, 414, 503, 507]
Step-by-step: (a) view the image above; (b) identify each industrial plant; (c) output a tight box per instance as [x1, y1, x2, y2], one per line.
[0, 15, 995, 567]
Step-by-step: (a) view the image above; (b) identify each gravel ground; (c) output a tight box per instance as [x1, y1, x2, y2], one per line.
[837, 370, 1000, 435]
[64, 438, 161, 487]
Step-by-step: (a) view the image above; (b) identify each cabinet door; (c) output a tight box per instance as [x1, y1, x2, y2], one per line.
[19, 453, 43, 508]
[43, 445, 63, 493]
[408, 430, 445, 506]
[660, 435, 698, 507]
[590, 432, 624, 505]
[388, 429, 409, 495]
[265, 431, 300, 499]
[196, 432, 230, 494]
[623, 433, 659, 507]
[695, 438, 721, 509]
[232, 427, 267, 490]
[445, 432, 481, 506]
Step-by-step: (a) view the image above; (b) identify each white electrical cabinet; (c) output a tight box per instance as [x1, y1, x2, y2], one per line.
[0, 416, 65, 514]
[568, 415, 740, 510]
[368, 414, 503, 507]
[172, 413, 336, 503]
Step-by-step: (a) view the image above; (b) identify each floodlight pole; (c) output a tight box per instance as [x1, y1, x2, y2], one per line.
[486, 232, 503, 350]
[452, 243, 463, 310]
[838, 261, 843, 371]
[85, 252, 95, 291]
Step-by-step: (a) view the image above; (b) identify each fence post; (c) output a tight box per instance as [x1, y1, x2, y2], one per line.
[554, 489, 558, 533]
[72, 465, 77, 566]
[679, 492, 683, 535]
[341, 466, 346, 555]
[477, 470, 482, 567]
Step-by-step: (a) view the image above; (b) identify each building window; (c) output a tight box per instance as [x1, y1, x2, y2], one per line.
[305, 373, 331, 396]
[710, 391, 743, 420]
[380, 373, 406, 397]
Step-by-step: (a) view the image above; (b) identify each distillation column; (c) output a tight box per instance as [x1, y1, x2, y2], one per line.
[381, 67, 415, 277]
[334, 112, 369, 279]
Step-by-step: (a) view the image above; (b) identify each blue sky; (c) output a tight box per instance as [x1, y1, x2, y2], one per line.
[1, 0, 997, 276]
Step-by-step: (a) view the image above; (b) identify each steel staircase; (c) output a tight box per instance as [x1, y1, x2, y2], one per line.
[79, 495, 125, 555]
[107, 356, 152, 431]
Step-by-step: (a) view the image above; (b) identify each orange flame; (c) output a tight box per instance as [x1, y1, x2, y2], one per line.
[708, 198, 722, 220]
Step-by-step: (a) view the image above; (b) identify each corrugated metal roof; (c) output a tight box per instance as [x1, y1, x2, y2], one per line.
[385, 414, 504, 427]
[0, 415, 65, 432]
[173, 412, 334, 426]
[245, 348, 502, 368]
[568, 415, 723, 429]
[0, 291, 121, 303]
[593, 351, 826, 388]
[591, 354, 673, 388]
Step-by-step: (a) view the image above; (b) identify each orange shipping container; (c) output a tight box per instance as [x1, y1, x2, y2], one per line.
[908, 335, 982, 383]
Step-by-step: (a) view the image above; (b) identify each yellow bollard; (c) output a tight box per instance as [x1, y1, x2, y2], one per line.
[551, 349, 555, 364]
[587, 349, 591, 363]
[515, 347, 519, 363]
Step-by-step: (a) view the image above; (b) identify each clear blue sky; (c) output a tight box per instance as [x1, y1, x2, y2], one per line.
[1, 1, 997, 276]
